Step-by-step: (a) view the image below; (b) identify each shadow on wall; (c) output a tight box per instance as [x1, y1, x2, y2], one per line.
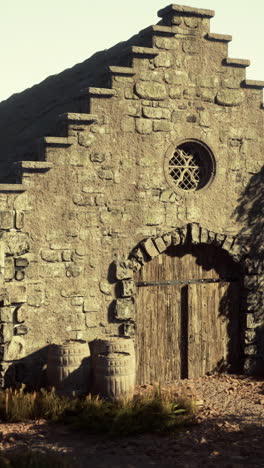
[4, 346, 92, 394]
[234, 166, 264, 372]
[234, 166, 264, 265]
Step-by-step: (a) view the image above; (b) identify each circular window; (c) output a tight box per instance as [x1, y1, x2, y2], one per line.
[165, 140, 215, 193]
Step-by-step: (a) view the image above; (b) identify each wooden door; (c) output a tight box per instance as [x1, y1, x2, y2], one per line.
[135, 243, 241, 385]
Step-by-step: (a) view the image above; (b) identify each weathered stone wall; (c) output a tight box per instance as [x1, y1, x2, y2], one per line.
[0, 4, 263, 384]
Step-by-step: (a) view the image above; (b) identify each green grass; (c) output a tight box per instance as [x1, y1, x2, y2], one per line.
[0, 385, 196, 436]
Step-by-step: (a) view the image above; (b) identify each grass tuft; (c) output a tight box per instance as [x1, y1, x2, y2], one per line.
[0, 386, 196, 435]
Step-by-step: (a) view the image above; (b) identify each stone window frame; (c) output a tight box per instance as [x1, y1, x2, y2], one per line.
[164, 139, 216, 195]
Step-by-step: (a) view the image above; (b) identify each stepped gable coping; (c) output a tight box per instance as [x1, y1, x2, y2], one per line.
[243, 79, 264, 89]
[225, 58, 250, 67]
[139, 25, 175, 36]
[158, 4, 215, 19]
[14, 161, 53, 172]
[59, 113, 98, 122]
[130, 46, 160, 56]
[206, 32, 232, 43]
[82, 87, 116, 97]
[41, 136, 75, 146]
[0, 184, 26, 193]
[109, 66, 136, 75]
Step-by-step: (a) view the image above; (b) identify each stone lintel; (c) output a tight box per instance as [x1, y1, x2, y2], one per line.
[84, 87, 117, 97]
[139, 25, 175, 36]
[225, 58, 250, 67]
[0, 184, 26, 193]
[15, 161, 53, 172]
[109, 66, 136, 75]
[59, 113, 98, 122]
[130, 46, 159, 56]
[42, 136, 75, 146]
[243, 80, 264, 89]
[158, 4, 215, 19]
[206, 33, 232, 43]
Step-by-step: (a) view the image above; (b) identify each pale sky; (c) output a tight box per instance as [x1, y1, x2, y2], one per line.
[0, 0, 263, 103]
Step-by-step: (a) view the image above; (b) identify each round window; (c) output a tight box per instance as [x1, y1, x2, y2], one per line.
[165, 140, 215, 193]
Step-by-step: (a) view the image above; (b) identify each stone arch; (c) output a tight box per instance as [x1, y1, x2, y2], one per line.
[113, 223, 264, 375]
[113, 223, 248, 325]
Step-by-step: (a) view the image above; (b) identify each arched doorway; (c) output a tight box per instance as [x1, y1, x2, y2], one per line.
[135, 242, 242, 385]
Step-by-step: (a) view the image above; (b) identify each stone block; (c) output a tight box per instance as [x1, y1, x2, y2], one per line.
[90, 152, 106, 163]
[153, 120, 172, 132]
[0, 211, 14, 230]
[141, 238, 159, 259]
[66, 264, 82, 278]
[115, 298, 135, 320]
[85, 311, 98, 328]
[98, 167, 114, 180]
[135, 82, 167, 100]
[214, 233, 226, 247]
[145, 205, 164, 225]
[78, 132, 96, 147]
[15, 270, 25, 281]
[142, 107, 170, 119]
[0, 307, 12, 323]
[121, 322, 135, 337]
[200, 228, 209, 244]
[15, 211, 25, 229]
[120, 280, 136, 297]
[246, 313, 256, 329]
[83, 297, 100, 312]
[182, 39, 199, 54]
[8, 284, 27, 304]
[200, 88, 216, 102]
[121, 116, 135, 132]
[135, 118, 152, 134]
[73, 194, 94, 206]
[41, 249, 60, 262]
[199, 111, 211, 127]
[154, 37, 178, 50]
[244, 275, 259, 291]
[216, 89, 244, 107]
[15, 257, 29, 268]
[162, 233, 172, 247]
[4, 258, 15, 281]
[169, 87, 182, 98]
[154, 52, 172, 67]
[27, 283, 43, 307]
[99, 280, 112, 296]
[2, 232, 30, 257]
[115, 260, 133, 280]
[0, 323, 13, 342]
[154, 237, 167, 253]
[190, 223, 201, 244]
[4, 336, 25, 360]
[165, 70, 188, 85]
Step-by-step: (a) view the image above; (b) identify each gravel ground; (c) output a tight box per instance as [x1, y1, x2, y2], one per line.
[0, 374, 263, 467]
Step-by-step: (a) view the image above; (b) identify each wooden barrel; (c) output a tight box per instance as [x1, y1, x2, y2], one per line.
[93, 337, 135, 401]
[47, 340, 91, 395]
[93, 336, 135, 357]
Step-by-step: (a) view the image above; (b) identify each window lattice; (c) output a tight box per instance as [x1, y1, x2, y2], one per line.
[168, 143, 212, 192]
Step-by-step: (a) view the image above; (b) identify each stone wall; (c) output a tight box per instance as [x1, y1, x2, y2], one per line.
[0, 4, 263, 385]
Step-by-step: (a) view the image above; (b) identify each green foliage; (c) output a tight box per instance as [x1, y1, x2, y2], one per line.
[0, 386, 195, 435]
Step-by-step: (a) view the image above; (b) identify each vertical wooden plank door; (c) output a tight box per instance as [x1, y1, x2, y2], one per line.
[135, 244, 241, 385]
[188, 282, 240, 378]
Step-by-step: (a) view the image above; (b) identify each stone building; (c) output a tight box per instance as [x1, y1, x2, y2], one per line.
[0, 4, 263, 387]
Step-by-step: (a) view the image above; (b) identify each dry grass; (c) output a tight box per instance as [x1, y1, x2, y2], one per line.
[0, 385, 196, 436]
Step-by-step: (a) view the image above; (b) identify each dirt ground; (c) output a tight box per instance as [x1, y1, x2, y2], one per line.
[0, 374, 264, 467]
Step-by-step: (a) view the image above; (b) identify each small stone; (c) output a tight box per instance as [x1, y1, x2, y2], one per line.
[135, 118, 152, 134]
[153, 120, 172, 132]
[78, 132, 96, 147]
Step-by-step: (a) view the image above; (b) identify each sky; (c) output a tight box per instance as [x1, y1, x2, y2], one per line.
[0, 0, 263, 103]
